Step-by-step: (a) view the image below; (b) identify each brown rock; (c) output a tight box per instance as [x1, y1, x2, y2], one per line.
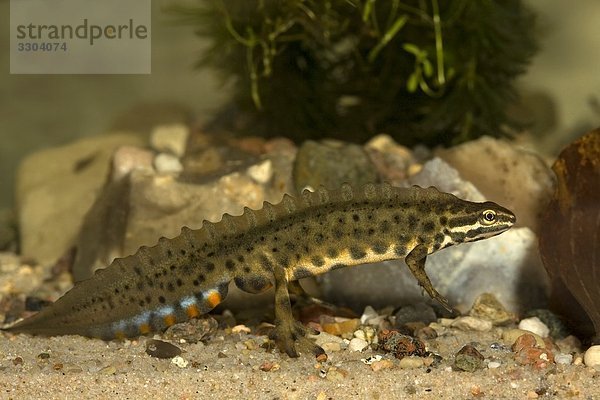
[17, 133, 145, 266]
[512, 333, 538, 353]
[469, 293, 516, 325]
[436, 136, 555, 233]
[538, 129, 600, 340]
[378, 329, 426, 359]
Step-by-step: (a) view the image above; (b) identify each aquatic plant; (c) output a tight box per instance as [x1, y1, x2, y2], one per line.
[169, 0, 537, 145]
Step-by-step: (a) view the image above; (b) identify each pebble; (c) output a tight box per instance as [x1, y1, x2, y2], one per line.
[524, 309, 569, 339]
[231, 324, 252, 334]
[518, 317, 550, 338]
[454, 345, 485, 372]
[247, 160, 273, 183]
[468, 293, 515, 325]
[394, 302, 437, 327]
[171, 356, 188, 368]
[584, 345, 600, 367]
[112, 146, 154, 180]
[554, 353, 573, 365]
[325, 367, 347, 382]
[512, 333, 538, 353]
[311, 331, 344, 347]
[502, 329, 545, 348]
[259, 361, 280, 372]
[150, 123, 189, 157]
[163, 315, 218, 344]
[242, 339, 258, 350]
[361, 355, 382, 365]
[321, 342, 342, 353]
[398, 356, 423, 369]
[555, 335, 582, 353]
[348, 337, 369, 352]
[487, 361, 501, 369]
[145, 339, 182, 359]
[354, 326, 377, 344]
[321, 318, 360, 336]
[451, 316, 493, 332]
[371, 359, 395, 372]
[154, 153, 183, 174]
[62, 363, 84, 373]
[99, 365, 117, 375]
[415, 326, 438, 340]
[514, 347, 554, 368]
[378, 329, 427, 359]
[360, 305, 383, 326]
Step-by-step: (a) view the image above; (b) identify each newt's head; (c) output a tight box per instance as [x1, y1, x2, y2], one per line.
[443, 200, 516, 245]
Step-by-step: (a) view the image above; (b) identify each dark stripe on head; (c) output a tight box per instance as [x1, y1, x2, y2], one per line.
[447, 216, 477, 229]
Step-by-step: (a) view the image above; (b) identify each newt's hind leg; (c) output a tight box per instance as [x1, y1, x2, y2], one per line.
[270, 267, 325, 358]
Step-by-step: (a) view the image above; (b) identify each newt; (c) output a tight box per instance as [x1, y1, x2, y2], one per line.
[3, 183, 515, 357]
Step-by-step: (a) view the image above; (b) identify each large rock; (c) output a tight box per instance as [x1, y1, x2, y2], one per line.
[539, 129, 600, 340]
[17, 133, 145, 266]
[436, 136, 555, 233]
[293, 140, 378, 192]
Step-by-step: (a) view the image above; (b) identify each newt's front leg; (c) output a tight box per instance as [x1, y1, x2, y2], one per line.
[270, 266, 325, 358]
[405, 244, 454, 313]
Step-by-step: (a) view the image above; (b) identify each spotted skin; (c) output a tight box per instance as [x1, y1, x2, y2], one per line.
[3, 183, 515, 357]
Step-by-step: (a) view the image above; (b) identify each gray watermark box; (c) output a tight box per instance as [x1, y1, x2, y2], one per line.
[10, 0, 151, 74]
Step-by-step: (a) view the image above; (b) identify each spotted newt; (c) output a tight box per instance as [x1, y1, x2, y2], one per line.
[4, 183, 516, 357]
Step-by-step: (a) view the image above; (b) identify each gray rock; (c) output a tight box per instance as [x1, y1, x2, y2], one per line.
[436, 136, 555, 233]
[17, 133, 145, 266]
[293, 140, 378, 192]
[394, 303, 437, 327]
[408, 157, 485, 202]
[318, 226, 548, 314]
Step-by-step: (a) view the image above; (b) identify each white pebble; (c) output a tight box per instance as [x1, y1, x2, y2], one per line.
[518, 317, 550, 338]
[348, 337, 369, 352]
[247, 160, 273, 183]
[398, 356, 423, 369]
[154, 153, 183, 174]
[451, 316, 492, 332]
[487, 361, 501, 369]
[584, 345, 600, 367]
[361, 355, 382, 365]
[554, 353, 573, 365]
[150, 124, 189, 157]
[171, 356, 188, 368]
[360, 305, 380, 325]
[311, 332, 344, 346]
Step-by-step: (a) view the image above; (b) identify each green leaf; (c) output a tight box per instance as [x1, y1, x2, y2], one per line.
[423, 59, 433, 78]
[402, 43, 422, 57]
[367, 14, 408, 63]
[407, 71, 419, 93]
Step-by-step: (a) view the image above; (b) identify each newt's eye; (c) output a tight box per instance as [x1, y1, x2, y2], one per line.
[481, 210, 496, 225]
